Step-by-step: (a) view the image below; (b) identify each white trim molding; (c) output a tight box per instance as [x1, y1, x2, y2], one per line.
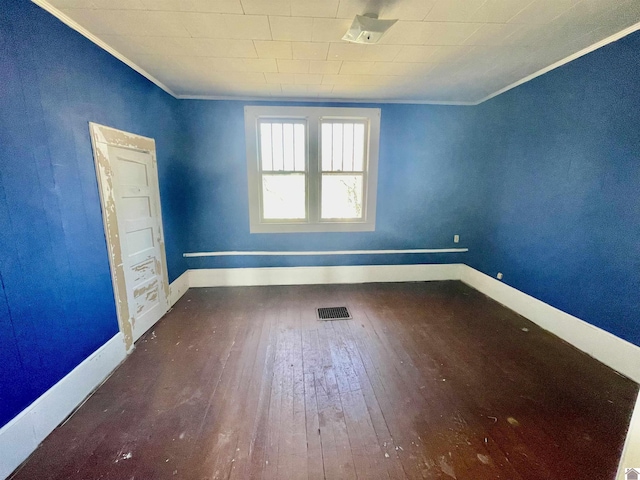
[176, 94, 477, 105]
[168, 270, 190, 307]
[30, 0, 176, 97]
[184, 248, 468, 257]
[476, 20, 640, 105]
[189, 264, 463, 287]
[459, 265, 640, 384]
[0, 333, 127, 480]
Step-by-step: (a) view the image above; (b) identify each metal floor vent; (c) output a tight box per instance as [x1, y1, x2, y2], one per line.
[317, 306, 352, 321]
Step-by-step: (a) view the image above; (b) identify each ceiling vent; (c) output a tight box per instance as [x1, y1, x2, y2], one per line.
[342, 14, 398, 44]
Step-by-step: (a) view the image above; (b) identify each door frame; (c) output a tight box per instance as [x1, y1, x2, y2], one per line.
[89, 122, 170, 351]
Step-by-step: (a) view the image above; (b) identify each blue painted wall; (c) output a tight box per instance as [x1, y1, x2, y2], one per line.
[180, 34, 640, 349]
[2, 0, 639, 438]
[0, 0, 187, 428]
[180, 100, 484, 269]
[468, 32, 640, 346]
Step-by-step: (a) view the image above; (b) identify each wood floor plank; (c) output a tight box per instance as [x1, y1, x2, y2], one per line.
[317, 319, 358, 480]
[348, 292, 455, 479]
[243, 295, 280, 480]
[262, 298, 287, 480]
[10, 281, 638, 480]
[227, 290, 277, 480]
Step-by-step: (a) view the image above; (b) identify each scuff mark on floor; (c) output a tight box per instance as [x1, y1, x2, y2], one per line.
[114, 450, 133, 463]
[439, 454, 457, 479]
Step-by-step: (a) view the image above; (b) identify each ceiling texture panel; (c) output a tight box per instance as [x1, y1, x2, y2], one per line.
[38, 0, 640, 103]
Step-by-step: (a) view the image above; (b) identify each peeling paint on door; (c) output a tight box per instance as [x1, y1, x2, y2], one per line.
[133, 279, 158, 298]
[89, 122, 169, 351]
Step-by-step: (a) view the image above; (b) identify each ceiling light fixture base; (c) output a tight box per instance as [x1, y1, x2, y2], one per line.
[342, 14, 398, 44]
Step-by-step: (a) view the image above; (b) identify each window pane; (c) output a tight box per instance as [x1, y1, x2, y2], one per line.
[262, 174, 306, 220]
[342, 123, 354, 172]
[271, 123, 284, 171]
[283, 123, 294, 171]
[332, 123, 343, 171]
[322, 121, 365, 172]
[353, 123, 365, 171]
[260, 123, 273, 171]
[321, 123, 332, 171]
[260, 122, 305, 172]
[294, 123, 305, 172]
[321, 174, 363, 219]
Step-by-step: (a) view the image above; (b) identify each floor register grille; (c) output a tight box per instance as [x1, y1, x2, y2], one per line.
[317, 306, 352, 320]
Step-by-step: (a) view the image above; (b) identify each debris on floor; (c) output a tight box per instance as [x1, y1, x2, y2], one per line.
[507, 417, 520, 427]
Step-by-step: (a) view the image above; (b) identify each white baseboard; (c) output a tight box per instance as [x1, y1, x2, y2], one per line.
[168, 270, 189, 307]
[0, 333, 126, 480]
[459, 265, 640, 384]
[188, 263, 463, 287]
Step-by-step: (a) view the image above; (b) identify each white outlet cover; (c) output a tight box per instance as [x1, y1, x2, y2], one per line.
[453, 235, 459, 243]
[497, 272, 503, 280]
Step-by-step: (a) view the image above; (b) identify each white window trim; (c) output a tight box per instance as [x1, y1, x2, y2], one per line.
[244, 105, 380, 234]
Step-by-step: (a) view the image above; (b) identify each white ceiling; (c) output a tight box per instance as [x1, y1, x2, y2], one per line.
[40, 0, 640, 103]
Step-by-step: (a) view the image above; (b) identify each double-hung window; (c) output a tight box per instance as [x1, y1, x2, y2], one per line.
[245, 106, 380, 233]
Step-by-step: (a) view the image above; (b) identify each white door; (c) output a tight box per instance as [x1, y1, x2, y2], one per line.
[90, 124, 169, 349]
[109, 145, 167, 341]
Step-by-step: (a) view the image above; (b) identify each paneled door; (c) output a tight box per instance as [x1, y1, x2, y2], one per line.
[90, 123, 169, 350]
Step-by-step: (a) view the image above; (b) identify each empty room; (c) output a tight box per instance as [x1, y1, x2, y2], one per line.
[1, 0, 639, 479]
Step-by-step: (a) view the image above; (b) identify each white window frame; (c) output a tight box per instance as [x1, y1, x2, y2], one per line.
[244, 105, 380, 233]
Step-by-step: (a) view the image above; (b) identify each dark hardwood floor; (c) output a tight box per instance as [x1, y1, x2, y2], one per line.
[11, 281, 638, 479]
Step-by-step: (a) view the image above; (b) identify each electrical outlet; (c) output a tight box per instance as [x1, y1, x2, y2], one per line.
[453, 235, 459, 243]
[497, 272, 503, 280]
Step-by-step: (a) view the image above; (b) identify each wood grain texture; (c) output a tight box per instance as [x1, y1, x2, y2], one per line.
[10, 281, 638, 480]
